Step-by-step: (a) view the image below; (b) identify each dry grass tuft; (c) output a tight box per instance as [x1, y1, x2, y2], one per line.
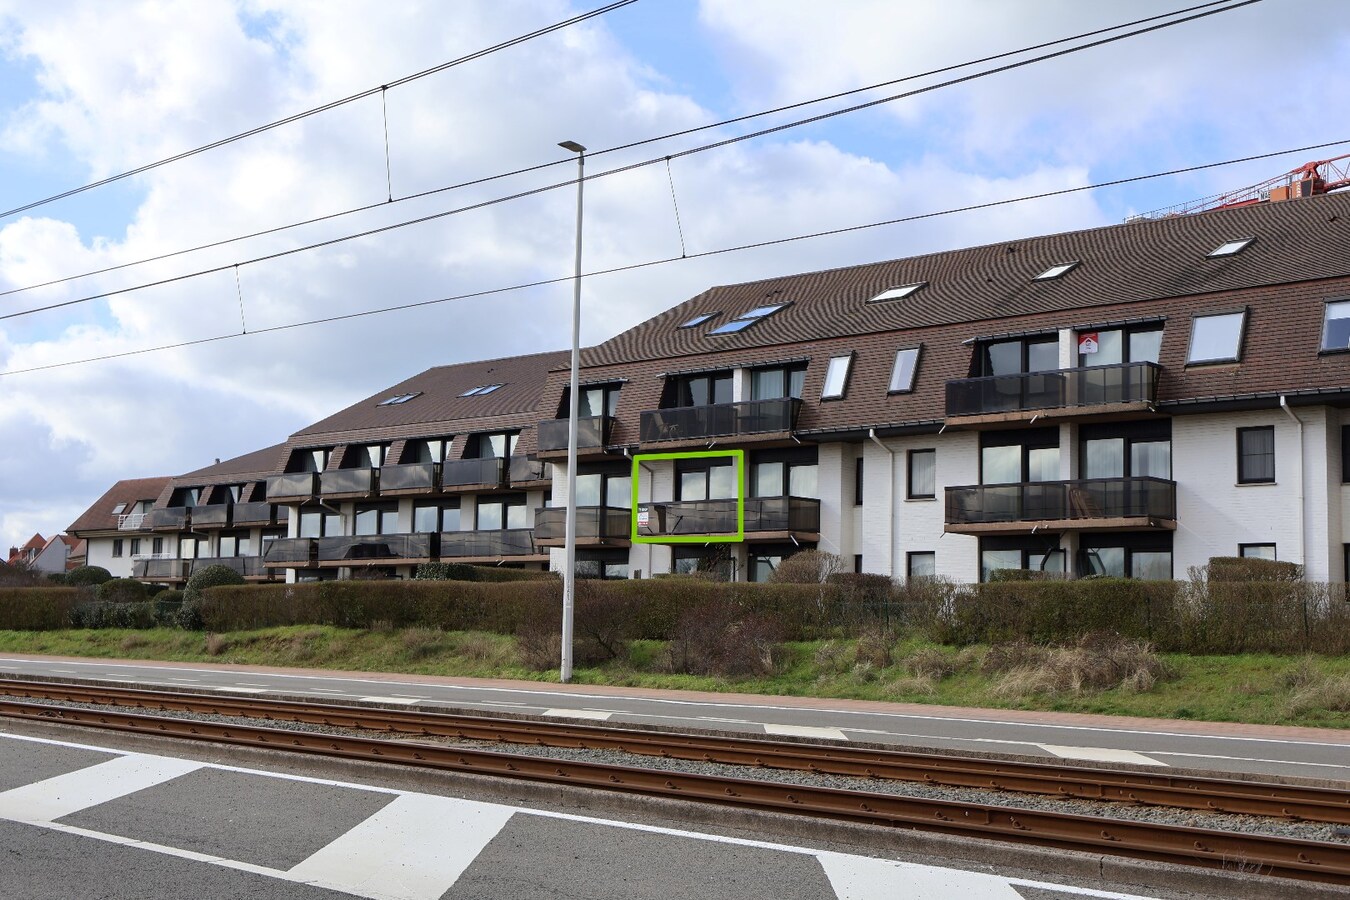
[1286, 674, 1350, 716]
[885, 674, 937, 697]
[813, 641, 850, 675]
[985, 634, 1173, 700]
[119, 634, 150, 652]
[853, 632, 894, 669]
[903, 647, 956, 680]
[204, 633, 231, 656]
[399, 627, 445, 659]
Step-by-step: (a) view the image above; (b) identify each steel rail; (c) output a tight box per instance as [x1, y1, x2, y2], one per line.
[1, 695, 1347, 884]
[0, 677, 1346, 826]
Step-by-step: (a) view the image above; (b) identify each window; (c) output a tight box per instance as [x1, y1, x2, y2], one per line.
[907, 552, 936, 579]
[667, 370, 732, 407]
[564, 383, 621, 418]
[1080, 420, 1172, 480]
[749, 363, 807, 401]
[888, 347, 921, 393]
[1075, 323, 1163, 366]
[854, 457, 864, 506]
[908, 449, 936, 499]
[219, 533, 251, 558]
[822, 354, 853, 400]
[679, 312, 717, 328]
[352, 444, 388, 468]
[1187, 311, 1246, 364]
[707, 301, 790, 335]
[1034, 261, 1079, 281]
[867, 283, 926, 303]
[975, 335, 1058, 377]
[570, 471, 631, 507]
[298, 507, 342, 538]
[406, 438, 453, 464]
[112, 539, 124, 558]
[111, 503, 126, 515]
[414, 501, 461, 533]
[1240, 543, 1276, 561]
[377, 391, 421, 406]
[469, 431, 519, 459]
[354, 504, 397, 536]
[1078, 533, 1172, 580]
[750, 449, 818, 498]
[672, 546, 734, 580]
[286, 448, 330, 473]
[129, 538, 141, 557]
[854, 554, 863, 574]
[152, 537, 164, 555]
[1207, 237, 1254, 258]
[676, 458, 737, 501]
[1322, 300, 1350, 352]
[1237, 426, 1275, 484]
[577, 549, 630, 580]
[476, 494, 527, 530]
[748, 544, 800, 583]
[460, 383, 504, 397]
[980, 428, 1059, 484]
[979, 536, 1064, 582]
[1343, 425, 1350, 484]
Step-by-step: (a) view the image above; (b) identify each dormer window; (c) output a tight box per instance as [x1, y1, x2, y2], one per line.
[708, 302, 790, 335]
[461, 383, 504, 397]
[1034, 262, 1079, 281]
[1187, 310, 1247, 364]
[867, 283, 926, 303]
[1207, 238, 1254, 258]
[377, 391, 421, 406]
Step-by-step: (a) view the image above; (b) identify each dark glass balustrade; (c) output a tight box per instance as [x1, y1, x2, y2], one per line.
[379, 463, 438, 493]
[133, 558, 190, 579]
[637, 496, 820, 537]
[266, 472, 318, 501]
[145, 507, 189, 530]
[640, 398, 802, 443]
[319, 467, 376, 496]
[508, 455, 549, 484]
[945, 477, 1176, 527]
[537, 416, 613, 452]
[534, 506, 631, 541]
[263, 537, 317, 565]
[189, 504, 230, 528]
[192, 556, 268, 578]
[441, 458, 505, 489]
[316, 534, 435, 563]
[230, 502, 275, 526]
[945, 362, 1160, 418]
[439, 529, 537, 558]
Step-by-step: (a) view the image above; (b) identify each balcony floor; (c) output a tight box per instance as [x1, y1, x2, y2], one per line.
[944, 515, 1176, 535]
[944, 401, 1159, 429]
[534, 536, 631, 548]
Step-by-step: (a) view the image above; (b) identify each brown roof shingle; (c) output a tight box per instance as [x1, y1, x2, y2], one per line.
[67, 477, 174, 534]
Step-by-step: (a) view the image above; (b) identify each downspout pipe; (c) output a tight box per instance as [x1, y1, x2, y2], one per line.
[868, 428, 898, 578]
[1279, 395, 1306, 570]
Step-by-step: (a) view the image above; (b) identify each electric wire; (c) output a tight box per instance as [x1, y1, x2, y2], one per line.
[4, 135, 1343, 378]
[0, 0, 1261, 323]
[0, 0, 638, 221]
[0, 0, 1247, 304]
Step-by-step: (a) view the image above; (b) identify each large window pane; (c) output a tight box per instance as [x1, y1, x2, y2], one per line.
[1034, 549, 1066, 573]
[1082, 546, 1125, 577]
[354, 508, 381, 536]
[506, 503, 528, 529]
[1131, 441, 1172, 478]
[1028, 446, 1059, 482]
[908, 449, 935, 499]
[985, 341, 1021, 376]
[1133, 551, 1172, 580]
[680, 470, 707, 501]
[788, 368, 806, 399]
[981, 549, 1022, 582]
[604, 476, 631, 508]
[1027, 339, 1059, 373]
[414, 505, 439, 533]
[982, 446, 1021, 485]
[440, 505, 461, 531]
[1086, 329, 1123, 365]
[907, 551, 936, 578]
[574, 473, 602, 507]
[1322, 300, 1350, 351]
[822, 355, 853, 399]
[1084, 438, 1125, 479]
[1238, 427, 1275, 483]
[1187, 312, 1245, 363]
[889, 347, 920, 393]
[477, 501, 504, 531]
[299, 511, 322, 538]
[1129, 329, 1163, 364]
[789, 464, 817, 497]
[753, 462, 784, 497]
[709, 462, 737, 499]
[751, 368, 784, 401]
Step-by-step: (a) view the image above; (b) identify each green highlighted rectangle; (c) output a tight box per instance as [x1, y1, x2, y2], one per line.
[631, 449, 745, 544]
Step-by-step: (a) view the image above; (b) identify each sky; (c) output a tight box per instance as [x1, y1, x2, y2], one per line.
[0, 0, 1347, 549]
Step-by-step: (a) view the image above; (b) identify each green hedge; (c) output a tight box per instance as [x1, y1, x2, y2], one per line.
[0, 587, 82, 630]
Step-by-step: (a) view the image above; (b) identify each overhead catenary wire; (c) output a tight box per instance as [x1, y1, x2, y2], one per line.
[3, 135, 1341, 378]
[0, 0, 638, 222]
[0, 0, 1251, 304]
[0, 0, 1262, 324]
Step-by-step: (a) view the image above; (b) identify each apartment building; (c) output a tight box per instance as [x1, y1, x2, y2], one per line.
[67, 477, 173, 578]
[84, 188, 1350, 585]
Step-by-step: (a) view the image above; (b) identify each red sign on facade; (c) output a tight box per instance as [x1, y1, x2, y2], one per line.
[1078, 332, 1099, 354]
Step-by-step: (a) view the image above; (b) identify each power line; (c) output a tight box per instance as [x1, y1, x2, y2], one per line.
[0, 0, 1248, 304]
[0, 0, 1261, 323]
[4, 135, 1340, 378]
[0, 0, 637, 221]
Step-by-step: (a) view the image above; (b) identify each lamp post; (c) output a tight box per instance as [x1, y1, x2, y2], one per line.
[558, 139, 585, 684]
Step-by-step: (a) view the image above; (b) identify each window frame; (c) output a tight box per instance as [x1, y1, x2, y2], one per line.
[1319, 299, 1350, 355]
[111, 539, 124, 558]
[1236, 425, 1276, 485]
[907, 449, 936, 500]
[906, 551, 936, 579]
[821, 353, 855, 401]
[887, 346, 922, 394]
[678, 312, 718, 329]
[1239, 543, 1277, 561]
[1033, 261, 1079, 281]
[1186, 308, 1248, 365]
[1206, 237, 1255, 258]
[867, 283, 926, 304]
[854, 456, 864, 506]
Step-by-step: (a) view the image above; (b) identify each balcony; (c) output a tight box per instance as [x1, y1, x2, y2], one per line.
[116, 513, 147, 531]
[636, 496, 821, 540]
[133, 557, 191, 581]
[379, 462, 438, 495]
[944, 477, 1177, 535]
[145, 508, 189, 531]
[266, 472, 318, 503]
[508, 455, 550, 486]
[263, 537, 317, 567]
[319, 467, 377, 498]
[192, 556, 271, 579]
[534, 506, 631, 546]
[639, 398, 802, 444]
[536, 415, 614, 455]
[316, 534, 435, 567]
[439, 529, 542, 561]
[441, 457, 505, 491]
[230, 502, 276, 527]
[190, 504, 231, 528]
[945, 362, 1160, 425]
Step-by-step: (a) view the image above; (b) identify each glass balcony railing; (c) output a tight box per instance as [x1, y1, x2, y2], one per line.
[263, 537, 317, 565]
[639, 398, 802, 443]
[441, 457, 505, 490]
[133, 558, 191, 580]
[319, 467, 376, 496]
[316, 534, 435, 563]
[266, 472, 318, 502]
[534, 506, 631, 542]
[379, 462, 438, 493]
[189, 504, 231, 528]
[945, 362, 1160, 419]
[192, 556, 269, 578]
[145, 507, 189, 531]
[636, 496, 821, 537]
[508, 455, 549, 484]
[230, 502, 276, 526]
[536, 416, 613, 453]
[945, 477, 1177, 528]
[439, 529, 537, 558]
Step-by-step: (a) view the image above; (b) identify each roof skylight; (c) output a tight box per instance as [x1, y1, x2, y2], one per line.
[741, 303, 789, 319]
[867, 283, 927, 303]
[679, 313, 717, 329]
[706, 301, 791, 336]
[1207, 238, 1254, 258]
[1034, 262, 1079, 281]
[460, 383, 504, 397]
[377, 391, 422, 406]
[110, 503, 126, 515]
[707, 319, 757, 335]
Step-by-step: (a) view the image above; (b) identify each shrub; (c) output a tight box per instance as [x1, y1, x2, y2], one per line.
[97, 578, 148, 603]
[183, 564, 246, 602]
[768, 550, 846, 585]
[1204, 556, 1302, 583]
[413, 562, 479, 582]
[156, 589, 184, 604]
[69, 601, 157, 629]
[0, 587, 82, 630]
[45, 572, 68, 585]
[65, 566, 112, 587]
[664, 596, 785, 677]
[0, 561, 40, 587]
[986, 634, 1173, 699]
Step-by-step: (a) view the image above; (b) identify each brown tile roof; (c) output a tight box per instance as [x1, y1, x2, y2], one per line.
[67, 476, 174, 534]
[176, 443, 289, 482]
[583, 191, 1350, 368]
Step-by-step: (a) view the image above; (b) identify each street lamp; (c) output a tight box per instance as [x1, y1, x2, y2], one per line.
[559, 139, 585, 684]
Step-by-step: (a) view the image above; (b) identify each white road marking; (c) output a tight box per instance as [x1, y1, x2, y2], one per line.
[1037, 744, 1167, 767]
[233, 682, 268, 687]
[213, 687, 269, 694]
[763, 724, 849, 741]
[542, 708, 612, 720]
[0, 753, 202, 823]
[308, 688, 348, 693]
[287, 793, 513, 900]
[1147, 749, 1350, 772]
[818, 851, 1024, 899]
[360, 696, 420, 705]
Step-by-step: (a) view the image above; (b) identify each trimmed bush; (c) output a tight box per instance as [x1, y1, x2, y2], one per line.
[97, 578, 149, 603]
[183, 563, 246, 603]
[65, 566, 112, 587]
[1205, 556, 1303, 583]
[413, 563, 479, 582]
[69, 601, 157, 629]
[0, 587, 82, 630]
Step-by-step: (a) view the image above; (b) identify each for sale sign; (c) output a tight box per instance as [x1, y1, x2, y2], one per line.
[1078, 332, 1099, 355]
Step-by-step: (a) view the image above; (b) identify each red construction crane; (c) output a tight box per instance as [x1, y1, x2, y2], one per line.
[1128, 153, 1350, 221]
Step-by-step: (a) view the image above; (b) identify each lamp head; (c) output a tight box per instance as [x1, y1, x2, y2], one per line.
[558, 140, 586, 154]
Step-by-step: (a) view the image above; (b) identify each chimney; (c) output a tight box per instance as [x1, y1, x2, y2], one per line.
[215, 458, 220, 465]
[7, 547, 16, 559]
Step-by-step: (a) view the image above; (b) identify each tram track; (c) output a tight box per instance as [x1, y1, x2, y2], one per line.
[0, 676, 1347, 884]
